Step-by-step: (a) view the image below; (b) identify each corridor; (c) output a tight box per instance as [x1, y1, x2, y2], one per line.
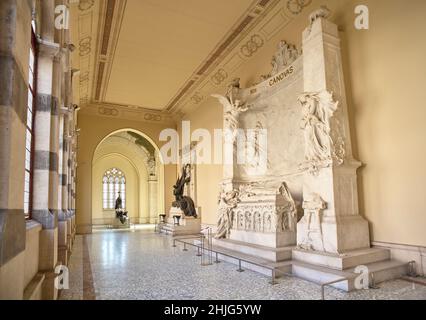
[60, 230, 426, 300]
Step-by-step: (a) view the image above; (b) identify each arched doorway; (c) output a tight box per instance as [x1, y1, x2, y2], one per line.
[91, 129, 165, 228]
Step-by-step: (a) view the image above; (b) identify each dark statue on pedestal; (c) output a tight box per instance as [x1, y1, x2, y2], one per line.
[173, 164, 197, 218]
[115, 193, 128, 224]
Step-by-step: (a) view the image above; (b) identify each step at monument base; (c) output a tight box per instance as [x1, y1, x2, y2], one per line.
[198, 239, 408, 292]
[159, 216, 201, 236]
[213, 238, 293, 262]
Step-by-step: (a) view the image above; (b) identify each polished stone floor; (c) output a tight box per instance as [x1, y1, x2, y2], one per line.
[60, 228, 426, 300]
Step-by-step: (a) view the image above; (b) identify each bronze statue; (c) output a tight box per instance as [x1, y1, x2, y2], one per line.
[172, 164, 197, 218]
[115, 192, 128, 224]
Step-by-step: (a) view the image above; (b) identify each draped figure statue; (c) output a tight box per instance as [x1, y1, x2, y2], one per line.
[215, 189, 240, 239]
[298, 91, 338, 165]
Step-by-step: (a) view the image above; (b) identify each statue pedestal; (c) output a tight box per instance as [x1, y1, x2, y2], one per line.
[159, 207, 201, 236]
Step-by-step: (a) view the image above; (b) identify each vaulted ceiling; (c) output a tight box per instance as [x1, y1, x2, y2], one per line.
[70, 0, 314, 120]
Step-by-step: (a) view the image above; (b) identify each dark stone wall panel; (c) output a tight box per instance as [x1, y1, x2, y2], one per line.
[0, 209, 26, 266]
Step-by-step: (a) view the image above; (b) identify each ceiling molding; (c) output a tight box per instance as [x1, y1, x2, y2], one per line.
[72, 0, 313, 117]
[80, 102, 176, 125]
[93, 0, 127, 102]
[164, 0, 278, 112]
[171, 0, 314, 116]
[70, 0, 100, 107]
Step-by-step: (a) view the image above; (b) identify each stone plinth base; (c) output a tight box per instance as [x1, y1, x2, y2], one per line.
[159, 207, 201, 236]
[297, 215, 370, 254]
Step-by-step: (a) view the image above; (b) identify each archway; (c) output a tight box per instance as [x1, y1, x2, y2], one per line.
[91, 129, 165, 228]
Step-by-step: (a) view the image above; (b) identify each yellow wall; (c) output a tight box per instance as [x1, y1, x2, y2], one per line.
[183, 0, 426, 247]
[76, 114, 177, 233]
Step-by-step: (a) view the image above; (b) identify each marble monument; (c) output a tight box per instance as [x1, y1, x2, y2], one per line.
[211, 7, 407, 291]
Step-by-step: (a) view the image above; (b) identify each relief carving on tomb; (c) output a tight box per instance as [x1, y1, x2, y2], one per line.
[298, 91, 345, 175]
[215, 181, 298, 239]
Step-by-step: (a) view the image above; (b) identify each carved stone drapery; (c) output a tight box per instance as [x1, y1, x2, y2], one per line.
[215, 189, 240, 239]
[298, 91, 345, 175]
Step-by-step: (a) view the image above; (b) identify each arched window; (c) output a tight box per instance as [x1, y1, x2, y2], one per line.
[103, 168, 126, 209]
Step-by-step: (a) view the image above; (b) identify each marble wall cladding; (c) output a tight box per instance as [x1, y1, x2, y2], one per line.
[0, 209, 26, 266]
[32, 209, 57, 230]
[33, 151, 58, 172]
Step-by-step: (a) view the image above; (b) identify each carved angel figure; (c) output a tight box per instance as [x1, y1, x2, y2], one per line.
[212, 81, 249, 139]
[215, 189, 240, 239]
[298, 91, 338, 165]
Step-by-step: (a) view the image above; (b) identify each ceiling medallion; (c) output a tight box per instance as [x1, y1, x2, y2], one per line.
[79, 37, 92, 57]
[99, 107, 119, 117]
[144, 113, 162, 122]
[240, 34, 264, 58]
[78, 0, 95, 11]
[211, 69, 228, 86]
[286, 0, 312, 15]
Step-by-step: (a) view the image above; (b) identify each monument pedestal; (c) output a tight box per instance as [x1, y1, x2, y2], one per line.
[159, 207, 201, 236]
[209, 9, 408, 290]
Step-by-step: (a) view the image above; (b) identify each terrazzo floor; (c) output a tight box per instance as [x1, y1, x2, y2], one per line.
[60, 228, 426, 300]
